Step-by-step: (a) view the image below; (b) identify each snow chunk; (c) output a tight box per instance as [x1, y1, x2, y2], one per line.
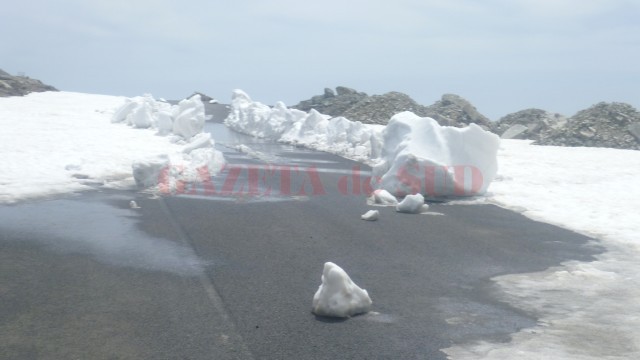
[396, 193, 427, 214]
[361, 210, 380, 221]
[372, 112, 500, 198]
[312, 262, 372, 318]
[172, 95, 205, 139]
[132, 155, 170, 188]
[368, 189, 398, 206]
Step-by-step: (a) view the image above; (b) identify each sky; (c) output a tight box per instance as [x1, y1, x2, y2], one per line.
[1, 0, 639, 120]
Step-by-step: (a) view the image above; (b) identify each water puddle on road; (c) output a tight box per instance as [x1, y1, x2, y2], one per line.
[0, 193, 208, 276]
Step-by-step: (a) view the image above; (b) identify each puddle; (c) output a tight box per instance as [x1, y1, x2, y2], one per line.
[0, 194, 207, 276]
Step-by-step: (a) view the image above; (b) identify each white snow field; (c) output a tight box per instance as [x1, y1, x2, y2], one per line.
[0, 92, 224, 204]
[312, 262, 373, 318]
[445, 140, 640, 359]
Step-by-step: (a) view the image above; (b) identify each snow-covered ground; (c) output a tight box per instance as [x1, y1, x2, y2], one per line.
[2, 91, 640, 358]
[0, 92, 224, 204]
[445, 140, 640, 359]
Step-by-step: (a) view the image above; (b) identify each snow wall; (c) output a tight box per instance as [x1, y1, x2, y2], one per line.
[224, 90, 500, 198]
[225, 90, 382, 163]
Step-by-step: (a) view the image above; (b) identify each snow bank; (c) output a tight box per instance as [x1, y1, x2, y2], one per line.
[111, 94, 224, 192]
[372, 112, 500, 198]
[225, 91, 499, 198]
[312, 262, 372, 318]
[0, 92, 223, 204]
[172, 95, 206, 139]
[225, 90, 382, 163]
[112, 94, 205, 140]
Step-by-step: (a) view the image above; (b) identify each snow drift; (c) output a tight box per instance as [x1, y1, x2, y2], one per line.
[312, 262, 372, 318]
[372, 112, 500, 198]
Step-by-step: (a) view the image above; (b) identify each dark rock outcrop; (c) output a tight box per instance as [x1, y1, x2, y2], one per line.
[293, 86, 368, 117]
[292, 87, 491, 128]
[341, 91, 431, 125]
[494, 109, 567, 140]
[421, 94, 493, 129]
[536, 102, 640, 150]
[0, 69, 58, 97]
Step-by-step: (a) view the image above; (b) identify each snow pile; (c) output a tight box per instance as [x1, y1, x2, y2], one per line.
[396, 193, 428, 214]
[312, 262, 373, 318]
[444, 140, 640, 359]
[0, 92, 223, 204]
[361, 210, 380, 221]
[111, 94, 224, 192]
[372, 112, 500, 198]
[225, 90, 383, 163]
[111, 94, 206, 139]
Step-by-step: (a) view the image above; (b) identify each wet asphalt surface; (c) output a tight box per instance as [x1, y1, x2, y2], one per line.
[0, 104, 603, 359]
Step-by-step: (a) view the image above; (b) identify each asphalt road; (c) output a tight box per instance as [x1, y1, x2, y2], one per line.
[0, 106, 603, 359]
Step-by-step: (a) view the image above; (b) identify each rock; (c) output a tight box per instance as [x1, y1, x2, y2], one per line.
[629, 123, 640, 141]
[293, 86, 368, 117]
[292, 87, 491, 128]
[501, 124, 529, 139]
[494, 108, 567, 140]
[323, 87, 335, 97]
[0, 69, 58, 97]
[341, 91, 430, 125]
[422, 94, 493, 129]
[536, 102, 640, 150]
[187, 92, 214, 103]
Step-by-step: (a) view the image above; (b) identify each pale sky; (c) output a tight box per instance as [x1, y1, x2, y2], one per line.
[2, 0, 639, 119]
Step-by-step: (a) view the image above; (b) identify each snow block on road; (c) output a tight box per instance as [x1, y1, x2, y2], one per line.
[312, 262, 372, 318]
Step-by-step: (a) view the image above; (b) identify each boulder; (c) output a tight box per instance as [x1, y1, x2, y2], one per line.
[494, 108, 567, 140]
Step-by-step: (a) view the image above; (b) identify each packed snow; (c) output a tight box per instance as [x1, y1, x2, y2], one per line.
[360, 209, 380, 221]
[444, 140, 640, 360]
[225, 90, 383, 163]
[0, 92, 224, 204]
[225, 90, 500, 198]
[312, 262, 373, 318]
[372, 112, 500, 198]
[367, 189, 399, 206]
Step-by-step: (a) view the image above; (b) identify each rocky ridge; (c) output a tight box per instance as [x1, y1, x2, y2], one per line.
[535, 102, 640, 150]
[0, 69, 58, 97]
[292, 87, 492, 129]
[495, 109, 567, 141]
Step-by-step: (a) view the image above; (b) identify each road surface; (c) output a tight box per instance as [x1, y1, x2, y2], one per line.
[0, 105, 602, 359]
